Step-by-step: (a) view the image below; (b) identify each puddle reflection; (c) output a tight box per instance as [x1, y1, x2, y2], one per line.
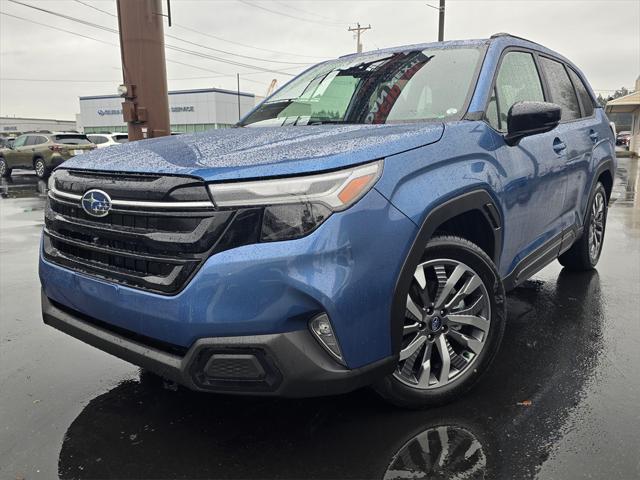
[57, 269, 604, 479]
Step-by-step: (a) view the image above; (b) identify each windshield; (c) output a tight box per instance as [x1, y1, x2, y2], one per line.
[241, 47, 482, 127]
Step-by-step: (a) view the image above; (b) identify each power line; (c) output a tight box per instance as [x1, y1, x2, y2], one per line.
[71, 0, 326, 61]
[273, 1, 345, 24]
[0, 11, 268, 86]
[73, 0, 116, 17]
[71, 0, 313, 66]
[7, 1, 300, 76]
[237, 0, 345, 28]
[171, 23, 327, 60]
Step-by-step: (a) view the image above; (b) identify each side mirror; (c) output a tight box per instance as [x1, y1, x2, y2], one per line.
[504, 101, 561, 146]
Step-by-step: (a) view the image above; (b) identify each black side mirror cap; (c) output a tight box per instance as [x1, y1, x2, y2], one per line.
[504, 101, 561, 146]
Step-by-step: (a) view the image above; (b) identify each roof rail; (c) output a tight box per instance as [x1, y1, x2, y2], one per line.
[490, 32, 543, 47]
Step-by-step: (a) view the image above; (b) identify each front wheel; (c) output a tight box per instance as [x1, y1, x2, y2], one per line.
[374, 236, 506, 408]
[0, 158, 11, 178]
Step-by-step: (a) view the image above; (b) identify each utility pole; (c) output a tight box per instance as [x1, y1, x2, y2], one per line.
[438, 0, 445, 41]
[348, 22, 372, 53]
[236, 73, 241, 122]
[116, 0, 170, 141]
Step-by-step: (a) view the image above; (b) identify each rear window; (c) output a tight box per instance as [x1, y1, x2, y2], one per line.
[113, 134, 128, 143]
[53, 134, 92, 145]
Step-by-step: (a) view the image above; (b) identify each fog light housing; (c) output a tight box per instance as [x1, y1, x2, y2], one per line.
[309, 313, 345, 365]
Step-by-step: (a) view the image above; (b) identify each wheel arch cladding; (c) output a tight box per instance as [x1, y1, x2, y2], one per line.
[389, 189, 503, 355]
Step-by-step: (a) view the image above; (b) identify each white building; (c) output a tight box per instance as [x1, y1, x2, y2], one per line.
[606, 76, 640, 157]
[0, 116, 77, 136]
[78, 87, 260, 134]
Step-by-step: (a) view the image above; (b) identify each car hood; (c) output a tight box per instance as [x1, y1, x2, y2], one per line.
[61, 123, 444, 181]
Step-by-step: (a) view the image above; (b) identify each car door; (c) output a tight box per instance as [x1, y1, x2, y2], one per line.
[485, 50, 568, 274]
[538, 57, 594, 233]
[6, 135, 29, 168]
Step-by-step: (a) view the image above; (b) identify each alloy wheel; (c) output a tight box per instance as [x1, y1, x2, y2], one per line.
[589, 191, 605, 262]
[394, 259, 491, 390]
[35, 160, 45, 177]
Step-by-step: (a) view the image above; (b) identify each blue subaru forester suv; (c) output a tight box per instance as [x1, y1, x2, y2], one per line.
[40, 34, 615, 407]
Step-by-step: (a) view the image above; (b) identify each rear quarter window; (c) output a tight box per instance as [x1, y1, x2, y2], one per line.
[567, 68, 595, 117]
[539, 57, 581, 121]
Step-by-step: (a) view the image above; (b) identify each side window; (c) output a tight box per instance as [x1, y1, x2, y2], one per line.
[490, 51, 544, 131]
[539, 57, 581, 121]
[35, 136, 48, 145]
[25, 136, 40, 146]
[12, 135, 27, 148]
[88, 135, 107, 144]
[568, 68, 594, 117]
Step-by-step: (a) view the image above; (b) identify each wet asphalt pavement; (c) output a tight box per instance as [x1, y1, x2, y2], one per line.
[1, 159, 639, 480]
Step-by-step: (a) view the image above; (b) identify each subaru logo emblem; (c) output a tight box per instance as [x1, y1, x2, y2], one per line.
[430, 316, 442, 332]
[81, 189, 112, 218]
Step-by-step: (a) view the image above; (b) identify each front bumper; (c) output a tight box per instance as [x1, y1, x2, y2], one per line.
[40, 187, 418, 369]
[42, 293, 396, 397]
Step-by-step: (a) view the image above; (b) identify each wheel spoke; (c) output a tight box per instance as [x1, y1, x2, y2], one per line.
[445, 273, 482, 310]
[406, 296, 423, 321]
[435, 335, 451, 385]
[416, 342, 433, 388]
[435, 264, 466, 309]
[447, 329, 483, 354]
[452, 294, 484, 316]
[403, 322, 421, 335]
[414, 264, 427, 289]
[447, 314, 489, 332]
[400, 334, 426, 361]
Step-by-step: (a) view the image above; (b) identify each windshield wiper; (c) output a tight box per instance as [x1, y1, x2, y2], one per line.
[307, 120, 356, 125]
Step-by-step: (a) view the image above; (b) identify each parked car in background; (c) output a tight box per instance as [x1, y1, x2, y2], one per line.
[40, 34, 615, 408]
[0, 137, 15, 149]
[87, 133, 129, 148]
[0, 132, 95, 179]
[616, 131, 631, 149]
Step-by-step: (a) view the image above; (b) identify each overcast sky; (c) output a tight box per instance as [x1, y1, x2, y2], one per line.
[1, 0, 639, 120]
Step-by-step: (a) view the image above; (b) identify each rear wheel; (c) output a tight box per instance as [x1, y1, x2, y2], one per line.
[558, 182, 608, 270]
[375, 236, 506, 408]
[34, 158, 49, 179]
[0, 158, 11, 178]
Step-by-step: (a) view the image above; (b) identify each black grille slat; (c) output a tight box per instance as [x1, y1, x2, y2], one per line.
[42, 171, 262, 294]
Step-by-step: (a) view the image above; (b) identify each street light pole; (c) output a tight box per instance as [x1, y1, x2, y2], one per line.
[116, 0, 171, 141]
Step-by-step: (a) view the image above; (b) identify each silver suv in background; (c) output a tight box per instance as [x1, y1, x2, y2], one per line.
[87, 133, 129, 149]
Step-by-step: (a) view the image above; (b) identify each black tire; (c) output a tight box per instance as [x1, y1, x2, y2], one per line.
[558, 182, 608, 271]
[0, 157, 11, 178]
[34, 157, 50, 179]
[374, 236, 506, 408]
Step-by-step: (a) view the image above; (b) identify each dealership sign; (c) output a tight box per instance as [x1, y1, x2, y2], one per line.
[97, 106, 195, 116]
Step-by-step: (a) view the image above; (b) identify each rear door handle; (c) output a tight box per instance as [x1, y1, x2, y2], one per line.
[589, 130, 599, 143]
[553, 137, 567, 154]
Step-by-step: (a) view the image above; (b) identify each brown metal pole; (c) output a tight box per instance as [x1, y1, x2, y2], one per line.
[116, 0, 170, 141]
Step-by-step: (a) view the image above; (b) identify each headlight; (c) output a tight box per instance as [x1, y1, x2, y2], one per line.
[209, 160, 383, 241]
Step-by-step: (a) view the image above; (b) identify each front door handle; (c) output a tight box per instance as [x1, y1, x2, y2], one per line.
[589, 130, 599, 143]
[553, 137, 567, 154]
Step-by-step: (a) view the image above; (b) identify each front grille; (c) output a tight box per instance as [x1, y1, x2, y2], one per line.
[43, 170, 263, 294]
